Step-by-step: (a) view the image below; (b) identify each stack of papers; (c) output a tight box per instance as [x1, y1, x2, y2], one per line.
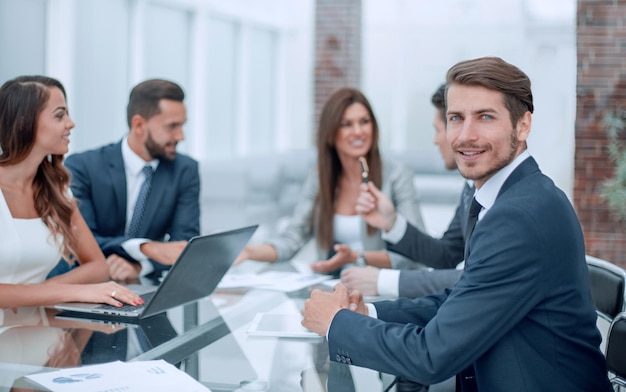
[218, 271, 331, 292]
[26, 360, 210, 392]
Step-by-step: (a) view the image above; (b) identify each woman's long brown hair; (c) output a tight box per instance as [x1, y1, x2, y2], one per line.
[0, 76, 77, 263]
[315, 87, 382, 251]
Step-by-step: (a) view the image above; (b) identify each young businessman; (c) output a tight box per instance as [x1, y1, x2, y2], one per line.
[64, 79, 200, 281]
[302, 57, 611, 391]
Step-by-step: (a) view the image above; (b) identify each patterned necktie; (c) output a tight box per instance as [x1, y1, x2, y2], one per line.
[464, 197, 483, 260]
[126, 165, 153, 238]
[460, 183, 474, 237]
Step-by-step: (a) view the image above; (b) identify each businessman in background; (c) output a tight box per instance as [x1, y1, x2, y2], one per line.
[302, 57, 611, 391]
[63, 79, 200, 281]
[340, 84, 465, 300]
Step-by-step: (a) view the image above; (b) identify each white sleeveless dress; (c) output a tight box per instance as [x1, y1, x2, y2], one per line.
[0, 191, 62, 284]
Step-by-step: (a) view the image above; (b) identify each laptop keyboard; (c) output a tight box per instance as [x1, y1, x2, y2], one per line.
[96, 291, 155, 312]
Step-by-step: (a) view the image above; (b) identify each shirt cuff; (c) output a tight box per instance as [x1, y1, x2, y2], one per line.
[381, 214, 407, 244]
[377, 269, 400, 297]
[366, 303, 378, 319]
[121, 238, 155, 277]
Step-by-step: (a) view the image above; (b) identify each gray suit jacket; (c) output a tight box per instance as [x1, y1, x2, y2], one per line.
[65, 140, 200, 275]
[393, 182, 472, 298]
[328, 157, 611, 391]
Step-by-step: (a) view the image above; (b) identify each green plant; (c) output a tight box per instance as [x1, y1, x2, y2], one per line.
[601, 108, 626, 221]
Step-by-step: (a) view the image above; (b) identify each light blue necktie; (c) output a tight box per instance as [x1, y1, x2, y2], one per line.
[126, 165, 153, 238]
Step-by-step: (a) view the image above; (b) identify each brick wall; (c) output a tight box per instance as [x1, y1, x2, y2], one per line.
[314, 0, 361, 127]
[576, 0, 626, 267]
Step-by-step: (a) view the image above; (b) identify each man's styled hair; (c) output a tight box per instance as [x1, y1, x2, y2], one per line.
[446, 57, 534, 127]
[126, 79, 185, 127]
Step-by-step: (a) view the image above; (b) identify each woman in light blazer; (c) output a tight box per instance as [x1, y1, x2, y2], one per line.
[235, 87, 424, 273]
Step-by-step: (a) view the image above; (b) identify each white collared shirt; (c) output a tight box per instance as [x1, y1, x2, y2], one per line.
[120, 137, 159, 276]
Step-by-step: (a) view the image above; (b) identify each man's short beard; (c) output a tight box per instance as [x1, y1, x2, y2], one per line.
[145, 129, 175, 161]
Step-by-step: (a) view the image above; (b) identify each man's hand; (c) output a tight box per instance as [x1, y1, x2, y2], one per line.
[355, 182, 398, 232]
[310, 244, 356, 273]
[341, 266, 380, 296]
[140, 241, 187, 265]
[301, 284, 367, 336]
[107, 254, 141, 282]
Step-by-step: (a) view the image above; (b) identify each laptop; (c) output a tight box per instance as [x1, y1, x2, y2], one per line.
[55, 224, 258, 319]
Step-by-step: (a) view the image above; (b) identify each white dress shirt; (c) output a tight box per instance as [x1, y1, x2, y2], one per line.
[120, 136, 159, 276]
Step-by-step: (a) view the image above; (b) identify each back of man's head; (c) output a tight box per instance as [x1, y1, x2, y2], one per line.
[431, 83, 446, 123]
[126, 79, 185, 128]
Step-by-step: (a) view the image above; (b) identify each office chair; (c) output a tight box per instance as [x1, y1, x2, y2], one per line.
[606, 312, 626, 390]
[586, 255, 626, 323]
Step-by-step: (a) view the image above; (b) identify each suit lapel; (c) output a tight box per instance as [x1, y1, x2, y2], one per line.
[465, 157, 540, 261]
[496, 157, 540, 198]
[105, 142, 128, 223]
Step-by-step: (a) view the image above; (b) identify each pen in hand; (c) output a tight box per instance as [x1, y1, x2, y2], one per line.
[359, 157, 369, 184]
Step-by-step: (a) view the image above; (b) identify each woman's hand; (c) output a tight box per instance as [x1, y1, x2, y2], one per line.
[310, 244, 357, 273]
[67, 281, 144, 307]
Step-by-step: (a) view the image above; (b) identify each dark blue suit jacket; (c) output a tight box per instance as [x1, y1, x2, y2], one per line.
[328, 157, 611, 391]
[65, 140, 200, 275]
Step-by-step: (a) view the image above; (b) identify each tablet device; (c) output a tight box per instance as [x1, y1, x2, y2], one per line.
[246, 313, 321, 339]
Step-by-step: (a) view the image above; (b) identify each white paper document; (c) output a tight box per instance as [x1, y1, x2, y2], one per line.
[26, 360, 211, 392]
[218, 271, 331, 292]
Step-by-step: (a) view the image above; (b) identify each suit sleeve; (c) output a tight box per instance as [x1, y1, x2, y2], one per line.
[398, 268, 462, 298]
[165, 159, 200, 241]
[387, 199, 465, 269]
[328, 204, 548, 385]
[384, 162, 428, 268]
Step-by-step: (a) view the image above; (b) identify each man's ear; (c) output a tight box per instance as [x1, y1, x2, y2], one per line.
[516, 111, 532, 142]
[130, 114, 146, 136]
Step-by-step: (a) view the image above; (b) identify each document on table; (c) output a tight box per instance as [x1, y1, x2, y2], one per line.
[26, 360, 210, 392]
[218, 271, 331, 292]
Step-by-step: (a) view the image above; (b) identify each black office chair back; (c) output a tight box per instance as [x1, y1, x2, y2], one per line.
[606, 312, 626, 389]
[586, 256, 626, 322]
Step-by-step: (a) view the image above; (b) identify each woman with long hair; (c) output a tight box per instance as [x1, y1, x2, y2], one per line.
[235, 87, 424, 272]
[0, 75, 142, 308]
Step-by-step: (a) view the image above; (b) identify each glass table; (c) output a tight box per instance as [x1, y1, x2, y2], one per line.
[1, 262, 393, 392]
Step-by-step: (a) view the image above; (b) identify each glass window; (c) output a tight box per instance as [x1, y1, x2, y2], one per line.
[246, 28, 276, 154]
[72, 0, 130, 152]
[144, 4, 191, 88]
[205, 17, 237, 159]
[0, 0, 46, 83]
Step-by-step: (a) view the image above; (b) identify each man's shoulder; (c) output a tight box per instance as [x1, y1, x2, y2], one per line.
[171, 152, 198, 166]
[65, 142, 120, 165]
[161, 153, 198, 174]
